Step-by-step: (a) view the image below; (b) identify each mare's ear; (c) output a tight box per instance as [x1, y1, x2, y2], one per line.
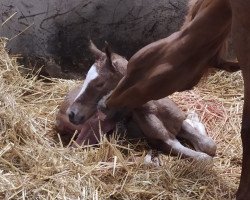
[104, 41, 116, 72]
[89, 39, 105, 59]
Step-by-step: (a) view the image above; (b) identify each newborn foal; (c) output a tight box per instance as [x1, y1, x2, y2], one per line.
[56, 41, 127, 145]
[56, 41, 216, 160]
[99, 94, 216, 160]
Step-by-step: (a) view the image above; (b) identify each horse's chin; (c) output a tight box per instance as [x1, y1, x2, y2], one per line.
[79, 110, 99, 125]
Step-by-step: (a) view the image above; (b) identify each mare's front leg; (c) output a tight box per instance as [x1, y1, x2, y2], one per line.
[133, 110, 212, 160]
[230, 1, 250, 199]
[178, 111, 217, 157]
[213, 58, 240, 72]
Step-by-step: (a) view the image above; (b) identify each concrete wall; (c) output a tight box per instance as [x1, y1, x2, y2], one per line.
[0, 0, 188, 76]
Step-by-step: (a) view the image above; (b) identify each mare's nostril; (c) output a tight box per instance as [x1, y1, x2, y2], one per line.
[68, 111, 75, 122]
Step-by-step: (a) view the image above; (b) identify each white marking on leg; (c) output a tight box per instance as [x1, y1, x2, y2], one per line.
[186, 110, 200, 122]
[74, 64, 99, 101]
[186, 110, 207, 136]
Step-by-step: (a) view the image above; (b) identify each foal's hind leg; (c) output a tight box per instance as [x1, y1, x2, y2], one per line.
[159, 138, 212, 161]
[133, 111, 212, 160]
[178, 111, 217, 156]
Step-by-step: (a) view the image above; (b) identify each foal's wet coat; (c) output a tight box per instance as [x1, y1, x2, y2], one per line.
[56, 41, 216, 161]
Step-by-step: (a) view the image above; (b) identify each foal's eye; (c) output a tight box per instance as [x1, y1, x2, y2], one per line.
[95, 82, 104, 88]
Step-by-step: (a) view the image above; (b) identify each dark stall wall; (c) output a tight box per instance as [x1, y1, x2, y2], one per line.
[0, 0, 188, 77]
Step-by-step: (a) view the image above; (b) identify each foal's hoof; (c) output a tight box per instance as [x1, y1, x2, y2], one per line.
[196, 153, 213, 161]
[199, 137, 217, 157]
[194, 153, 214, 167]
[191, 153, 214, 170]
[186, 110, 200, 123]
[186, 110, 207, 136]
[144, 150, 162, 167]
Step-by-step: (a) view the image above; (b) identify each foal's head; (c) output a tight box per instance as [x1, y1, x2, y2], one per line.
[67, 41, 127, 125]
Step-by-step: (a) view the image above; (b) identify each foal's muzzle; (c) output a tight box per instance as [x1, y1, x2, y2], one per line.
[67, 109, 85, 125]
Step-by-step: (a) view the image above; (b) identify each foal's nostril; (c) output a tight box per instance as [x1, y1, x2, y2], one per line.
[68, 111, 75, 122]
[80, 116, 85, 122]
[68, 111, 85, 124]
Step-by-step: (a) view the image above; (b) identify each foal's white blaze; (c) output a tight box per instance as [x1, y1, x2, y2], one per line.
[74, 64, 99, 101]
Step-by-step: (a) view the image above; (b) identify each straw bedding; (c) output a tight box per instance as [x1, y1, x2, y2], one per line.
[0, 38, 243, 200]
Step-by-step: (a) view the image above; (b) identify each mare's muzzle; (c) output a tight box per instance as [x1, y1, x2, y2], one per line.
[98, 93, 132, 122]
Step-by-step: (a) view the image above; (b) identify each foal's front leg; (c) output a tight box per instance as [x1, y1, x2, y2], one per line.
[72, 112, 116, 147]
[133, 111, 212, 160]
[71, 113, 101, 147]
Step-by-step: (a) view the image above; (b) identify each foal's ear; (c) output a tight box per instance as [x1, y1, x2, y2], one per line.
[89, 39, 105, 59]
[104, 41, 116, 72]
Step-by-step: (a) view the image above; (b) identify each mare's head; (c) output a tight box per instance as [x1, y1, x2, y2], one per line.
[67, 41, 127, 125]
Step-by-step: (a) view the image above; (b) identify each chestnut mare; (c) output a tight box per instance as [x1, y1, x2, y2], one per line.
[57, 41, 217, 160]
[100, 0, 250, 199]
